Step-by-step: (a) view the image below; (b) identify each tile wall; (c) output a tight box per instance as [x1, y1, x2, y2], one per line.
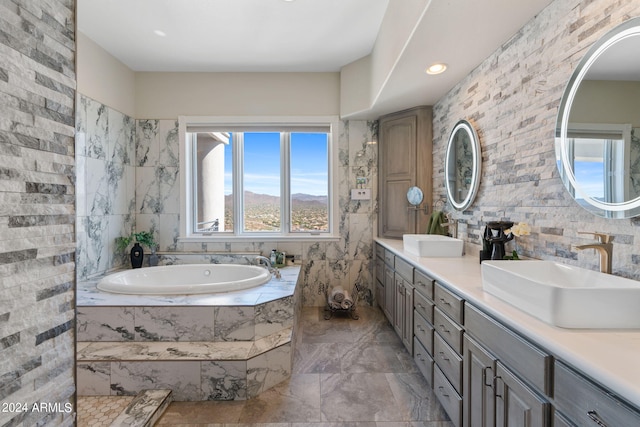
[434, 0, 640, 279]
[0, 1, 76, 425]
[76, 106, 378, 306]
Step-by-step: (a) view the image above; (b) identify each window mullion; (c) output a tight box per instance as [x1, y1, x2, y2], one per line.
[282, 132, 290, 234]
[235, 133, 244, 235]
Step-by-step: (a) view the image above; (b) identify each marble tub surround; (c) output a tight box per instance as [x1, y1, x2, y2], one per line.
[77, 266, 301, 401]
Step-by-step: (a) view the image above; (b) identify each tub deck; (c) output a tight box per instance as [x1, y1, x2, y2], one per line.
[76, 266, 301, 401]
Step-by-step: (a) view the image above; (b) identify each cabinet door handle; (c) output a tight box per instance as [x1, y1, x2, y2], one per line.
[494, 375, 503, 400]
[437, 386, 449, 398]
[417, 303, 425, 310]
[439, 298, 451, 306]
[587, 411, 608, 427]
[482, 366, 493, 388]
[417, 325, 425, 332]
[438, 324, 450, 333]
[438, 351, 449, 361]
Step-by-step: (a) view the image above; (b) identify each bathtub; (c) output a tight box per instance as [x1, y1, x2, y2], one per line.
[96, 264, 272, 295]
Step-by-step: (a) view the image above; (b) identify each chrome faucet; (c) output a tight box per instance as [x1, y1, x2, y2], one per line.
[574, 232, 614, 274]
[440, 214, 458, 239]
[255, 256, 280, 278]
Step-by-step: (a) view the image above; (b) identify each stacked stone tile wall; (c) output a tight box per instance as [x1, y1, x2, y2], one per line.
[433, 0, 640, 279]
[0, 1, 76, 426]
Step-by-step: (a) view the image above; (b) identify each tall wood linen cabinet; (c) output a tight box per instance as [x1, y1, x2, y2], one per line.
[378, 106, 433, 239]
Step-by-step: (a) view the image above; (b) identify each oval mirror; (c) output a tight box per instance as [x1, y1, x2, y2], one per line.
[407, 186, 424, 206]
[556, 17, 640, 218]
[445, 120, 482, 210]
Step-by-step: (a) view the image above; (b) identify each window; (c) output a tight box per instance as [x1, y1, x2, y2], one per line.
[179, 116, 339, 241]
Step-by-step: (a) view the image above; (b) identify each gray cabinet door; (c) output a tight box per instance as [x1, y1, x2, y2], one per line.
[463, 335, 496, 427]
[383, 266, 394, 322]
[495, 361, 550, 427]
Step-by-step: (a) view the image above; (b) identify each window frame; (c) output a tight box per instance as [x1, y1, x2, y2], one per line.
[178, 115, 340, 242]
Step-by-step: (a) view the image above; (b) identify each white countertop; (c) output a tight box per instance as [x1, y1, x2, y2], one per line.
[375, 237, 640, 409]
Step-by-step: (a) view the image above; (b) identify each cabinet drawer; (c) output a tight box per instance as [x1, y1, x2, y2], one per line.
[434, 307, 463, 354]
[434, 333, 463, 395]
[414, 291, 434, 324]
[414, 311, 433, 353]
[414, 269, 434, 300]
[434, 365, 462, 427]
[384, 249, 395, 267]
[465, 303, 552, 396]
[555, 361, 640, 426]
[434, 283, 464, 324]
[395, 257, 413, 282]
[414, 337, 434, 386]
[375, 243, 385, 259]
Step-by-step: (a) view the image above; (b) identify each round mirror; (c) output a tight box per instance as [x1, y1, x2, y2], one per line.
[445, 120, 482, 210]
[556, 17, 640, 218]
[407, 186, 424, 206]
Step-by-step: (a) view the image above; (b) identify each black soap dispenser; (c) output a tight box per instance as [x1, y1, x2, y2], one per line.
[130, 242, 144, 268]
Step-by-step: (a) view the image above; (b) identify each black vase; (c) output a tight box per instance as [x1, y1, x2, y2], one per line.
[130, 242, 144, 268]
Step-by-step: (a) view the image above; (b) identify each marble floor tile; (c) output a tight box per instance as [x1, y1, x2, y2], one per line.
[152, 306, 453, 427]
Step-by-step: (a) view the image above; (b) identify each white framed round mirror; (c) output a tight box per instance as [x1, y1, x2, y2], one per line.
[445, 120, 482, 211]
[556, 17, 640, 218]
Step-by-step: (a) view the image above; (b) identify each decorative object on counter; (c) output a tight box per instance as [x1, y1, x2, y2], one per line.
[116, 231, 159, 268]
[483, 221, 514, 261]
[426, 210, 448, 235]
[504, 222, 531, 260]
[325, 285, 359, 320]
[480, 221, 530, 262]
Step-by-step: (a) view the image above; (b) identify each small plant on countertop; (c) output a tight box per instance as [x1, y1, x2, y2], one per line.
[503, 222, 531, 260]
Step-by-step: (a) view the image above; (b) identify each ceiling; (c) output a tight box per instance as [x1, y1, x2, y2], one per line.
[78, 0, 557, 118]
[77, 0, 389, 72]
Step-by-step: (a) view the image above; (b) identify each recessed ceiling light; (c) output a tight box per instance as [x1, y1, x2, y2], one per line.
[154, 30, 167, 37]
[426, 63, 447, 75]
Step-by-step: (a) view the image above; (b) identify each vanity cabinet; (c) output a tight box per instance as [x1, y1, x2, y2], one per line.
[413, 269, 435, 386]
[433, 282, 465, 427]
[394, 257, 414, 354]
[464, 303, 551, 427]
[554, 361, 640, 426]
[378, 106, 433, 238]
[374, 241, 640, 427]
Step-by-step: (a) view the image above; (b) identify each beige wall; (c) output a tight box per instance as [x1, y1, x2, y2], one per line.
[134, 72, 340, 119]
[571, 80, 640, 127]
[77, 32, 136, 117]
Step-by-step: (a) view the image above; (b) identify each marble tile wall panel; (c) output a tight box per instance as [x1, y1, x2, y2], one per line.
[432, 0, 640, 279]
[77, 362, 111, 395]
[77, 307, 135, 342]
[255, 297, 295, 340]
[134, 307, 215, 341]
[214, 306, 256, 341]
[111, 361, 201, 401]
[1, 1, 76, 423]
[76, 94, 137, 280]
[201, 361, 248, 401]
[246, 344, 292, 398]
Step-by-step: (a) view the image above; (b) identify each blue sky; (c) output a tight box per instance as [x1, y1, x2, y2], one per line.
[224, 132, 328, 196]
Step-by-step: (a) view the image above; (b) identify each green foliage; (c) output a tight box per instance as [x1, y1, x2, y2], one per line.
[115, 231, 158, 253]
[503, 250, 520, 260]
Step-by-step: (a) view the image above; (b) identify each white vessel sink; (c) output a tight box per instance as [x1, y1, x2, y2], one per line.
[402, 234, 464, 257]
[481, 260, 640, 329]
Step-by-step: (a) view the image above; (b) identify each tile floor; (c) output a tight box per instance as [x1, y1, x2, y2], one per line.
[155, 305, 453, 426]
[77, 395, 134, 426]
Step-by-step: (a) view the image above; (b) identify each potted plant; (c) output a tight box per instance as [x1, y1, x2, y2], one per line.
[115, 231, 159, 268]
